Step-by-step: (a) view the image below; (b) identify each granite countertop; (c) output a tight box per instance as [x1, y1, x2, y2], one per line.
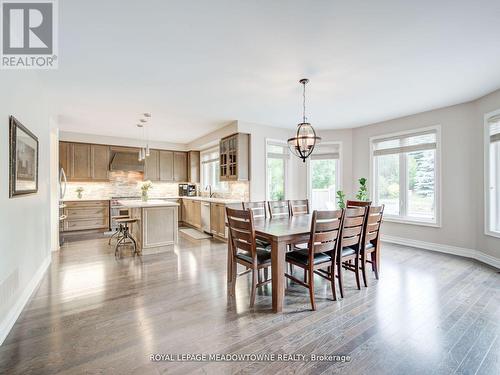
[63, 196, 242, 204]
[62, 198, 110, 202]
[178, 196, 242, 204]
[118, 200, 180, 208]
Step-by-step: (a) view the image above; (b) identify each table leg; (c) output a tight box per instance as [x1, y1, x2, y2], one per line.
[227, 230, 233, 295]
[271, 240, 287, 313]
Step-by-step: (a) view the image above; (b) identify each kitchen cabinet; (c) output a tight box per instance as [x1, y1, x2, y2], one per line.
[210, 203, 227, 239]
[219, 133, 249, 181]
[187, 151, 200, 183]
[182, 199, 201, 229]
[159, 150, 174, 181]
[174, 152, 188, 182]
[144, 149, 160, 181]
[62, 200, 109, 232]
[59, 142, 110, 181]
[91, 144, 110, 180]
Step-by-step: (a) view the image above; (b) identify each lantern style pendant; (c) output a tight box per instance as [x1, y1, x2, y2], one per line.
[287, 78, 321, 162]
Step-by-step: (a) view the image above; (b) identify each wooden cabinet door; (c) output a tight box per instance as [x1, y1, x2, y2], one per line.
[144, 150, 159, 181]
[210, 204, 218, 234]
[159, 150, 174, 181]
[59, 142, 70, 173]
[217, 204, 226, 237]
[192, 201, 201, 228]
[188, 151, 200, 183]
[91, 144, 110, 180]
[71, 143, 92, 179]
[173, 152, 188, 182]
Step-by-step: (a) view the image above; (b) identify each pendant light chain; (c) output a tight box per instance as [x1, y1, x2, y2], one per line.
[303, 80, 306, 123]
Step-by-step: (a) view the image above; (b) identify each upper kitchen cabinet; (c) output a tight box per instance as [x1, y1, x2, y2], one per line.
[159, 150, 174, 181]
[144, 149, 160, 181]
[219, 133, 250, 181]
[187, 151, 200, 183]
[59, 141, 110, 181]
[173, 152, 188, 182]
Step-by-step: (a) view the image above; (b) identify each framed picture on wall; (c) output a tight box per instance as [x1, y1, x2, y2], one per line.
[9, 116, 39, 197]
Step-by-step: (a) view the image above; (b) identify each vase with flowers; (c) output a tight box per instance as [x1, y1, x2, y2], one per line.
[140, 180, 153, 202]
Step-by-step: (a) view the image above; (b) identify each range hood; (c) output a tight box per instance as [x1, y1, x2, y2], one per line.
[109, 148, 144, 172]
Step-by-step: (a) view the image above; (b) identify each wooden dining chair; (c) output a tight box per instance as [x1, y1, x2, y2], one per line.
[285, 210, 344, 310]
[242, 201, 267, 219]
[290, 199, 310, 216]
[268, 200, 291, 218]
[226, 207, 272, 308]
[346, 200, 372, 208]
[337, 206, 369, 298]
[359, 205, 384, 287]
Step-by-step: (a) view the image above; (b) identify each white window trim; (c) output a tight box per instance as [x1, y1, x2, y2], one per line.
[265, 138, 288, 201]
[484, 108, 500, 239]
[306, 141, 343, 205]
[200, 145, 226, 192]
[369, 125, 442, 227]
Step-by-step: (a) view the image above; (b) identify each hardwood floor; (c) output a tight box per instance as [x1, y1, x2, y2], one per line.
[0, 234, 499, 374]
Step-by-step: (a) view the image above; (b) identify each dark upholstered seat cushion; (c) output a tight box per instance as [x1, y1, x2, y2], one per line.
[235, 246, 272, 264]
[348, 243, 375, 253]
[256, 237, 271, 248]
[341, 247, 356, 257]
[286, 249, 331, 266]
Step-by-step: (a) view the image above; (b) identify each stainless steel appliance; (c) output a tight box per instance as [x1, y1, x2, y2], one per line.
[110, 196, 140, 230]
[178, 184, 197, 196]
[59, 167, 68, 246]
[201, 201, 211, 234]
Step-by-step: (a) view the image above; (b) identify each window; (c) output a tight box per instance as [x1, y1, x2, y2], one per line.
[201, 147, 227, 192]
[266, 140, 288, 200]
[308, 142, 341, 210]
[486, 111, 500, 236]
[371, 127, 440, 225]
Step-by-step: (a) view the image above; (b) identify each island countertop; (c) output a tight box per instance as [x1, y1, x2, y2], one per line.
[117, 200, 180, 208]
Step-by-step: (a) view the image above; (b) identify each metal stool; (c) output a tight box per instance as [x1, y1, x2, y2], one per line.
[114, 218, 139, 257]
[108, 215, 130, 245]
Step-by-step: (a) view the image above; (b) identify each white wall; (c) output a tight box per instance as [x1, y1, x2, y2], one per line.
[351, 94, 500, 264]
[236, 121, 307, 201]
[0, 71, 52, 344]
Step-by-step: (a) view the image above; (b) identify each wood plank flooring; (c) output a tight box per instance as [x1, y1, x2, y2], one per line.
[0, 234, 498, 374]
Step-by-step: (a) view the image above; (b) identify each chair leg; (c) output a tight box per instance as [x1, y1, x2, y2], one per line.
[371, 251, 379, 279]
[308, 267, 316, 311]
[250, 269, 258, 308]
[264, 267, 268, 281]
[231, 260, 237, 296]
[337, 259, 344, 299]
[354, 258, 361, 290]
[304, 268, 307, 283]
[361, 256, 368, 287]
[330, 264, 337, 301]
[108, 229, 118, 245]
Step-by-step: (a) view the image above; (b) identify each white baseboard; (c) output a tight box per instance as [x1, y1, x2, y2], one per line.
[0, 254, 52, 346]
[382, 235, 500, 270]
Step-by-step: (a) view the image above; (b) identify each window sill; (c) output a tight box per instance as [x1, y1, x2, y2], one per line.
[485, 230, 500, 239]
[383, 216, 441, 228]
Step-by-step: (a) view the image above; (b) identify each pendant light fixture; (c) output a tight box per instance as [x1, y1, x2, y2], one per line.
[287, 78, 321, 162]
[137, 113, 152, 161]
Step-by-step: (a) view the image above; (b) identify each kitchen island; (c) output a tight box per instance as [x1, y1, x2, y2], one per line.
[118, 200, 179, 255]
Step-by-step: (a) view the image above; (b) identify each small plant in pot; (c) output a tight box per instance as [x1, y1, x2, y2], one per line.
[75, 187, 84, 199]
[140, 180, 153, 202]
[336, 190, 346, 209]
[356, 177, 369, 201]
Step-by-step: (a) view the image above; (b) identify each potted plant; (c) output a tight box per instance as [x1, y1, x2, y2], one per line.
[140, 180, 153, 202]
[75, 187, 84, 199]
[336, 190, 346, 209]
[356, 177, 369, 201]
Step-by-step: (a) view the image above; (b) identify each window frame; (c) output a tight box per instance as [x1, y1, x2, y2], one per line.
[369, 125, 442, 227]
[484, 109, 500, 239]
[200, 146, 227, 193]
[265, 139, 288, 201]
[306, 141, 343, 208]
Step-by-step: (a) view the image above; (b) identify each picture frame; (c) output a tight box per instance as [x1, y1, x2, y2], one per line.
[9, 116, 39, 197]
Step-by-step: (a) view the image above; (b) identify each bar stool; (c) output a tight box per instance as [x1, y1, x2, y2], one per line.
[108, 215, 130, 245]
[114, 218, 139, 257]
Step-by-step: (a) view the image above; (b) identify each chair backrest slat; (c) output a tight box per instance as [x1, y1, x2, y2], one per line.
[290, 199, 309, 216]
[242, 201, 267, 219]
[309, 210, 344, 256]
[268, 200, 290, 218]
[362, 205, 384, 249]
[340, 206, 368, 253]
[346, 200, 372, 208]
[226, 207, 256, 259]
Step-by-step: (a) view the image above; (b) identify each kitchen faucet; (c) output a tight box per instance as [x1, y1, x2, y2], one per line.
[205, 185, 216, 198]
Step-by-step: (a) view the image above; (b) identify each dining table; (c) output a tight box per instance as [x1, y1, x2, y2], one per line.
[227, 213, 314, 313]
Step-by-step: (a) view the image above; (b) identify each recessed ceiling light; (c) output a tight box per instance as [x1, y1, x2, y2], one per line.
[143, 113, 151, 118]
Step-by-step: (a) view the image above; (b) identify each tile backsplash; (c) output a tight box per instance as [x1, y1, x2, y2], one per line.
[64, 171, 249, 201]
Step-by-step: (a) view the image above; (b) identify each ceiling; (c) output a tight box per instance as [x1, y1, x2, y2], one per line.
[41, 0, 500, 144]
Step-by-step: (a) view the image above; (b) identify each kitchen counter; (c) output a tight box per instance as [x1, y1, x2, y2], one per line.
[63, 198, 110, 202]
[118, 199, 180, 208]
[159, 196, 242, 205]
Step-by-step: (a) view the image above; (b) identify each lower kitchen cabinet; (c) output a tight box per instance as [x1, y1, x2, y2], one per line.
[62, 200, 110, 232]
[182, 199, 201, 229]
[210, 203, 227, 239]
